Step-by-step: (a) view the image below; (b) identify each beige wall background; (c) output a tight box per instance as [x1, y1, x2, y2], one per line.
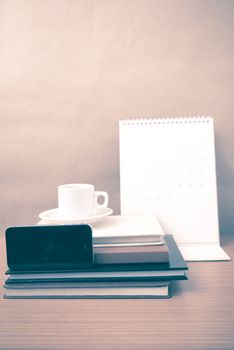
[0, 0, 233, 234]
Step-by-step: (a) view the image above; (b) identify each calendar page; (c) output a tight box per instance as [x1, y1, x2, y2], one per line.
[119, 117, 230, 261]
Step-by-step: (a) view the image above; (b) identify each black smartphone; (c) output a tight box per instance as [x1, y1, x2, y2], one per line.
[5, 224, 93, 272]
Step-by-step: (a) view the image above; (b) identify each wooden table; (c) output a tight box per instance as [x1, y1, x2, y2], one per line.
[0, 234, 233, 350]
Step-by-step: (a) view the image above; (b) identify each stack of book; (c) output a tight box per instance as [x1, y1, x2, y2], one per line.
[3, 215, 188, 299]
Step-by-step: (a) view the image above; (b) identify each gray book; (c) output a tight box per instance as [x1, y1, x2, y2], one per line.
[94, 237, 169, 264]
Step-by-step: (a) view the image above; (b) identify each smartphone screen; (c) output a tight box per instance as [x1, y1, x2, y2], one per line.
[5, 225, 93, 271]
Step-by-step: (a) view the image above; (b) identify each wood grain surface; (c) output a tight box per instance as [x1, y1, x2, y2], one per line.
[0, 234, 233, 350]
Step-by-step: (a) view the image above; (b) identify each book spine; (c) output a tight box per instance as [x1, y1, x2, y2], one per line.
[94, 246, 168, 253]
[94, 251, 169, 264]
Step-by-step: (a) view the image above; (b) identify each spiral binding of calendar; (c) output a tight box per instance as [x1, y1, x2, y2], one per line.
[120, 116, 212, 125]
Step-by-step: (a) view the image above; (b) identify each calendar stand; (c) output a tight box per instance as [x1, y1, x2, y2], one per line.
[119, 117, 230, 261]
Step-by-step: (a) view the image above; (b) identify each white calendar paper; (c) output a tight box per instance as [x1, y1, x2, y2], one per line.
[119, 117, 230, 261]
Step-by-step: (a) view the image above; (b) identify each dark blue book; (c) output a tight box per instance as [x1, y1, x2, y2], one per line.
[5, 235, 187, 283]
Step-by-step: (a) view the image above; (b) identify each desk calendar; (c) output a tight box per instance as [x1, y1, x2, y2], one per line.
[119, 117, 230, 261]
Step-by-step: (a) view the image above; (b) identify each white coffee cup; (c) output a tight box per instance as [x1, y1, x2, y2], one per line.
[58, 184, 108, 218]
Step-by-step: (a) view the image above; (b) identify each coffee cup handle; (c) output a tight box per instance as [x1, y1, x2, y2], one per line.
[94, 191, 108, 209]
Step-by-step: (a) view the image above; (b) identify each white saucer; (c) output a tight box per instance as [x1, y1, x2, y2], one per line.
[38, 207, 113, 225]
